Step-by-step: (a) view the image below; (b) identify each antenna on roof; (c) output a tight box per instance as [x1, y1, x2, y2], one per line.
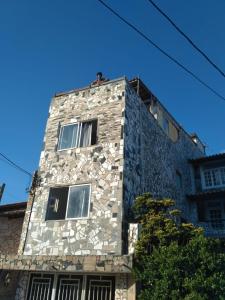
[0, 183, 5, 202]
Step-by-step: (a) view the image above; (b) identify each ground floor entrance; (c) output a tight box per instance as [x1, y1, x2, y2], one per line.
[26, 273, 115, 300]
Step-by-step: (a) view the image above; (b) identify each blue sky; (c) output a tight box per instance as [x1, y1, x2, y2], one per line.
[0, 0, 225, 204]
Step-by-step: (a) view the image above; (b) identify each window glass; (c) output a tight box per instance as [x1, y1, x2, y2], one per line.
[210, 209, 223, 229]
[46, 185, 90, 220]
[204, 170, 212, 187]
[46, 187, 69, 220]
[66, 185, 90, 219]
[203, 167, 225, 188]
[58, 120, 97, 150]
[221, 168, 225, 184]
[176, 171, 182, 189]
[162, 117, 169, 135]
[58, 124, 78, 150]
[212, 169, 221, 186]
[169, 122, 179, 142]
[80, 122, 92, 147]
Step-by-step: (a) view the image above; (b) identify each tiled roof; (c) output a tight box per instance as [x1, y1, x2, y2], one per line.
[0, 201, 27, 217]
[189, 153, 225, 164]
[187, 189, 225, 200]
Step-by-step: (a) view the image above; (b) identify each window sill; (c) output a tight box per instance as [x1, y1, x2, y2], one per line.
[57, 144, 98, 152]
[45, 217, 91, 222]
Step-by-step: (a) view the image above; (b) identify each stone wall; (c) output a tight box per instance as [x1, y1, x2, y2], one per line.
[0, 254, 133, 273]
[123, 82, 203, 220]
[23, 79, 126, 256]
[0, 216, 24, 255]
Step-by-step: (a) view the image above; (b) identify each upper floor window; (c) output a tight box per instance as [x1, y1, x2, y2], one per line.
[198, 200, 225, 230]
[207, 201, 224, 229]
[46, 184, 91, 220]
[203, 167, 225, 189]
[58, 120, 97, 150]
[162, 117, 169, 135]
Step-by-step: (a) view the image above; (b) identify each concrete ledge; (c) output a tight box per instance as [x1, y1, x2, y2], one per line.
[0, 254, 133, 273]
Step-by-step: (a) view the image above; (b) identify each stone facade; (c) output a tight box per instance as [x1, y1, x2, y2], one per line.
[123, 82, 203, 221]
[23, 78, 125, 256]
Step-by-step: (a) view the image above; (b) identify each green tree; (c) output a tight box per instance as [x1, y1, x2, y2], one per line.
[133, 193, 225, 300]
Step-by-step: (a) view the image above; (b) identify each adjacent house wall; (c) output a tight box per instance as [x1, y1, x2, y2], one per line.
[123, 81, 204, 220]
[0, 216, 24, 255]
[23, 79, 126, 256]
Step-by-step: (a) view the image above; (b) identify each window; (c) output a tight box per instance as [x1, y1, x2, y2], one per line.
[46, 184, 91, 220]
[169, 122, 179, 142]
[27, 273, 54, 300]
[162, 117, 169, 135]
[176, 171, 182, 189]
[58, 120, 97, 150]
[203, 167, 225, 189]
[197, 200, 225, 230]
[207, 201, 224, 229]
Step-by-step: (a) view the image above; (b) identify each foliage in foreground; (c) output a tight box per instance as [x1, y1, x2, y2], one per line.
[133, 193, 225, 300]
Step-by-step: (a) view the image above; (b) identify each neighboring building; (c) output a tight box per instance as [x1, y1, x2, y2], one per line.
[0, 75, 207, 299]
[188, 153, 225, 237]
[0, 202, 26, 300]
[0, 202, 26, 255]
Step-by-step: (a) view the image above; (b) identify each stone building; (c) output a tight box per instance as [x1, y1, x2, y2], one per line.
[0, 202, 26, 300]
[0, 75, 208, 299]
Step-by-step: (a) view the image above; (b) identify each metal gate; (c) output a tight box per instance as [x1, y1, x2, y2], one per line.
[27, 274, 54, 300]
[86, 276, 115, 300]
[55, 275, 82, 300]
[27, 274, 115, 300]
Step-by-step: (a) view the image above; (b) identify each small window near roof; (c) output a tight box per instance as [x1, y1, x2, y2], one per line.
[162, 117, 169, 135]
[58, 120, 97, 150]
[169, 122, 179, 142]
[203, 167, 225, 189]
[46, 184, 91, 220]
[176, 171, 182, 189]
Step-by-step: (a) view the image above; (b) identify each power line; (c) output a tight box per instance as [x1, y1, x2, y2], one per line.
[0, 152, 32, 177]
[97, 0, 225, 102]
[147, 0, 225, 79]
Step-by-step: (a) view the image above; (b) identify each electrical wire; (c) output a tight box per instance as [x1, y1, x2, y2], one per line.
[97, 0, 225, 102]
[0, 152, 32, 177]
[147, 0, 225, 78]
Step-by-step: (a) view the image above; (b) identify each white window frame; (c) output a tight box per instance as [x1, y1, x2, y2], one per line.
[201, 166, 225, 189]
[58, 120, 96, 151]
[58, 122, 80, 151]
[206, 200, 225, 230]
[65, 184, 91, 220]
